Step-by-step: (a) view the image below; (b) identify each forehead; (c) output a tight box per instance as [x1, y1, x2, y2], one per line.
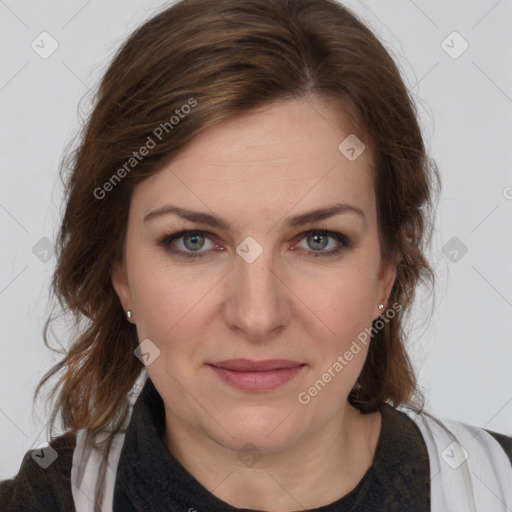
[132, 97, 376, 222]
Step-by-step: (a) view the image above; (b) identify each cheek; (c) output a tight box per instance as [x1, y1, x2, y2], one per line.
[127, 231, 380, 354]
[306, 279, 375, 395]
[309, 264, 378, 340]
[127, 258, 216, 350]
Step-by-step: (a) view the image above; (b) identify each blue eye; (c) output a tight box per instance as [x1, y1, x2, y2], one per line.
[157, 229, 352, 259]
[296, 231, 351, 258]
[157, 230, 214, 258]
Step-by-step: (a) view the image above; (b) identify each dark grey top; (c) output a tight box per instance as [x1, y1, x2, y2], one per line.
[1, 377, 511, 511]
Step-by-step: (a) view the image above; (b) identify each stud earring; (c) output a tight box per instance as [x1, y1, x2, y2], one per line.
[126, 310, 133, 320]
[378, 304, 384, 311]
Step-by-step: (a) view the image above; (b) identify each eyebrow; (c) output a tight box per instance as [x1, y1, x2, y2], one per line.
[144, 202, 366, 229]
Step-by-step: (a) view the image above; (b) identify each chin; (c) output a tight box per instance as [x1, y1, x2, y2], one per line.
[208, 410, 309, 456]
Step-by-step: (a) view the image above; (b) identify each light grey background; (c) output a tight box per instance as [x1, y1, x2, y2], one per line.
[0, 0, 511, 478]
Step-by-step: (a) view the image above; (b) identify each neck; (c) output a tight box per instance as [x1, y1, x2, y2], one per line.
[163, 403, 382, 511]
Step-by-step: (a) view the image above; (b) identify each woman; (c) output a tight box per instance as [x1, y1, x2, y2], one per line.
[1, 0, 511, 511]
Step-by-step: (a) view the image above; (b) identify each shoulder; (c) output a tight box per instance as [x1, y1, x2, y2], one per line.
[397, 406, 512, 509]
[395, 405, 512, 463]
[419, 410, 512, 468]
[0, 431, 76, 512]
[483, 428, 512, 466]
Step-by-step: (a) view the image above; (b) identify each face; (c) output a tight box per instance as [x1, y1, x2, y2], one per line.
[112, 96, 397, 455]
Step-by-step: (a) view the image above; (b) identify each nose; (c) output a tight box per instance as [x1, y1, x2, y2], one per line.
[222, 243, 291, 342]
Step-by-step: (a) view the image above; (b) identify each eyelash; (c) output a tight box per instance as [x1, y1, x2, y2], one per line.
[156, 229, 353, 260]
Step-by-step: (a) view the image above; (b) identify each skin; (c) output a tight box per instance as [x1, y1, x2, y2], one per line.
[112, 95, 397, 511]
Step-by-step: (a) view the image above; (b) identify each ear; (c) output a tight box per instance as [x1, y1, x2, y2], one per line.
[111, 257, 133, 319]
[375, 252, 399, 318]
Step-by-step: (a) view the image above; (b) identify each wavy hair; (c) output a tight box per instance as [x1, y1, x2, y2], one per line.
[35, 0, 440, 505]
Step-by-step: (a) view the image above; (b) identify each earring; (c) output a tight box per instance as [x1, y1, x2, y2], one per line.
[126, 310, 133, 320]
[378, 304, 384, 311]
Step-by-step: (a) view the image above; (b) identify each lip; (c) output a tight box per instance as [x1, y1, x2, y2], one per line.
[209, 358, 304, 371]
[207, 359, 306, 391]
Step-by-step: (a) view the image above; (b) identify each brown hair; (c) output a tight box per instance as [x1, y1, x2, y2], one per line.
[36, 0, 439, 487]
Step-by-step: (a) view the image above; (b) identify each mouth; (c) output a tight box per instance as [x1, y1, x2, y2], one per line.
[209, 358, 304, 371]
[207, 359, 306, 391]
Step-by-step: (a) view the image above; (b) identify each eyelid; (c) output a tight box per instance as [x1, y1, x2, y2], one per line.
[156, 228, 353, 259]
